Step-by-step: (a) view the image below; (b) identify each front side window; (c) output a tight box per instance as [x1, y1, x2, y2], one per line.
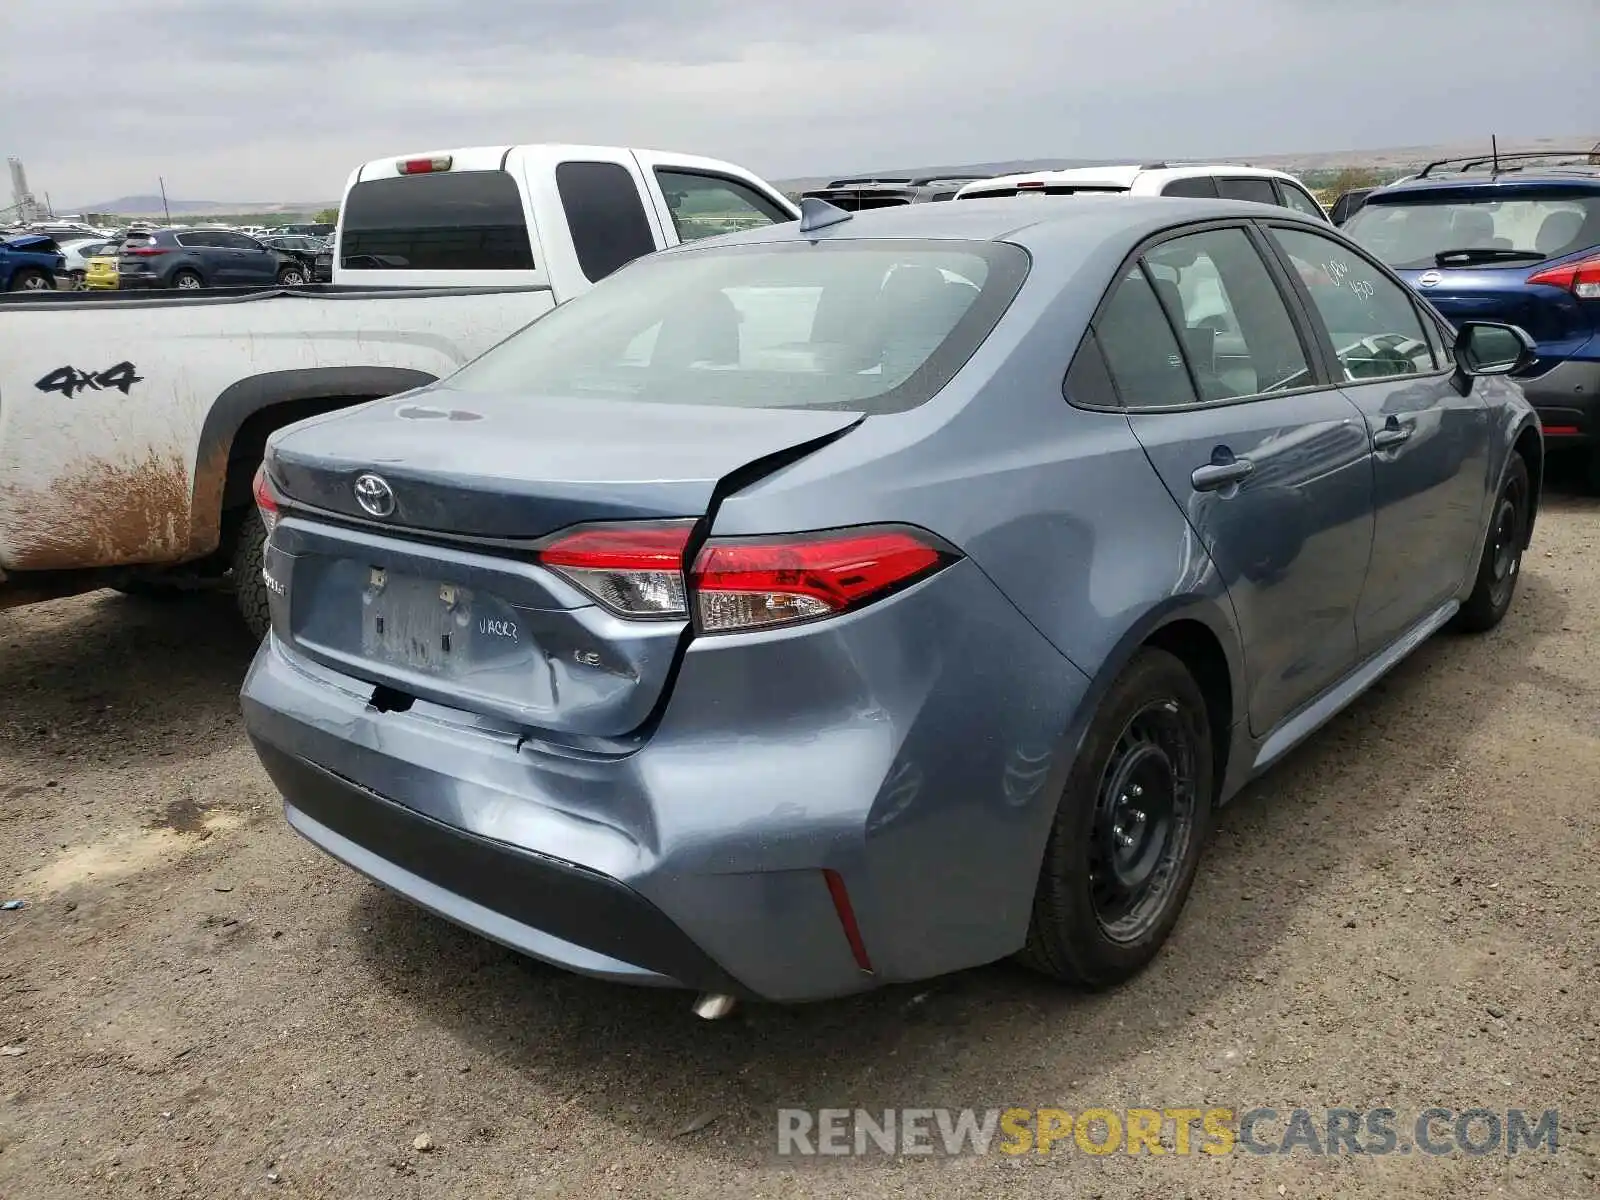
[445, 240, 1028, 415]
[1276, 183, 1327, 222]
[1344, 192, 1600, 268]
[341, 169, 536, 271]
[1142, 227, 1312, 400]
[1270, 226, 1437, 382]
[655, 170, 791, 242]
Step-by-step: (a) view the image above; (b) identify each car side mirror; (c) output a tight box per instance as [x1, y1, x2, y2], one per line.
[1452, 321, 1535, 382]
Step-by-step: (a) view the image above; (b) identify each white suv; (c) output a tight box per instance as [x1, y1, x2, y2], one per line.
[953, 162, 1329, 221]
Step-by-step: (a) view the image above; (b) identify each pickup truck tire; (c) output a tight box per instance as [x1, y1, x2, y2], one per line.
[8, 268, 53, 292]
[232, 509, 271, 639]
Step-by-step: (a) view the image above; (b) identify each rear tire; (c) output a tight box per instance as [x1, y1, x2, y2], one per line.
[171, 269, 203, 291]
[276, 266, 306, 286]
[1451, 453, 1530, 633]
[1018, 647, 1214, 988]
[8, 268, 53, 292]
[69, 270, 87, 290]
[232, 508, 271, 639]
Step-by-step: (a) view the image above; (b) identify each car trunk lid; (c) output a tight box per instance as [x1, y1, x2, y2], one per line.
[263, 388, 864, 737]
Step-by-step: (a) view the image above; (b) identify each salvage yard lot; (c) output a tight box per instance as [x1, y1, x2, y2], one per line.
[1, 480, 1597, 1199]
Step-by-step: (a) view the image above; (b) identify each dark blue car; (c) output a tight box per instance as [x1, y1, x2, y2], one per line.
[0, 234, 66, 291]
[117, 227, 302, 290]
[1344, 150, 1600, 483]
[241, 196, 1541, 1007]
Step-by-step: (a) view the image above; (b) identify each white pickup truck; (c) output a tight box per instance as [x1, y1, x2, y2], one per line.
[0, 144, 797, 634]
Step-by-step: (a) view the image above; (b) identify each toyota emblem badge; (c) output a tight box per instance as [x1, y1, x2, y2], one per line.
[353, 473, 396, 518]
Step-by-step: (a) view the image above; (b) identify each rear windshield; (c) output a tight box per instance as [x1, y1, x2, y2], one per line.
[444, 239, 1030, 414]
[340, 170, 535, 271]
[1345, 192, 1600, 268]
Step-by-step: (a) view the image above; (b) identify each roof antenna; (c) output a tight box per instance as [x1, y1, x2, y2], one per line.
[798, 195, 852, 235]
[1491, 133, 1500, 176]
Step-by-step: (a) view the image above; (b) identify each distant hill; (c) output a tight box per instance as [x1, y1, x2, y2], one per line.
[73, 195, 339, 217]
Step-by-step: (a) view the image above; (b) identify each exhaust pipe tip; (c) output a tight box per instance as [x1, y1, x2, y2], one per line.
[691, 992, 738, 1020]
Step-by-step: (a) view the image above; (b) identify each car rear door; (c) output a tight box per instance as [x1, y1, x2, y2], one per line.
[1098, 222, 1375, 737]
[1265, 223, 1493, 654]
[225, 232, 278, 284]
[174, 231, 224, 282]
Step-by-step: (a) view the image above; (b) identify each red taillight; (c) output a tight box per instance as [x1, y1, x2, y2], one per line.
[397, 155, 452, 175]
[536, 521, 694, 617]
[690, 526, 948, 633]
[1528, 254, 1600, 299]
[252, 464, 280, 533]
[534, 521, 953, 631]
[1541, 424, 1581, 436]
[122, 246, 170, 257]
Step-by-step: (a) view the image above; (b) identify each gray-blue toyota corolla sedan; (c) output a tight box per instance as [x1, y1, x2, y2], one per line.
[241, 196, 1542, 1006]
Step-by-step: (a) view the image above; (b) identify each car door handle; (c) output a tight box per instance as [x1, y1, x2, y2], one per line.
[1191, 457, 1255, 492]
[1372, 417, 1415, 450]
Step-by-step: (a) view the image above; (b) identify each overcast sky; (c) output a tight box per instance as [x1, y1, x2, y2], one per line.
[10, 0, 1599, 206]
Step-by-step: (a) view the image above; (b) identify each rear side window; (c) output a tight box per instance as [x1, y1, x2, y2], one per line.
[1064, 329, 1120, 408]
[175, 232, 219, 248]
[656, 169, 791, 242]
[341, 170, 536, 271]
[1144, 227, 1312, 400]
[1161, 176, 1219, 199]
[1218, 177, 1278, 206]
[1094, 263, 1198, 409]
[555, 161, 658, 283]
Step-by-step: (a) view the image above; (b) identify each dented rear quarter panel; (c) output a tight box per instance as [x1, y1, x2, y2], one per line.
[0, 288, 553, 573]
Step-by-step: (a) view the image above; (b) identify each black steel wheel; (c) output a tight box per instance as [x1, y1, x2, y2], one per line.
[1019, 646, 1214, 988]
[1452, 453, 1530, 633]
[1088, 700, 1201, 944]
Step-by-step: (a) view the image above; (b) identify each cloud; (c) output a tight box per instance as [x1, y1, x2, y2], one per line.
[8, 0, 1598, 206]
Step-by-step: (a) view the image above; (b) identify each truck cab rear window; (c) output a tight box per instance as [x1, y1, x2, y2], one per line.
[340, 171, 535, 271]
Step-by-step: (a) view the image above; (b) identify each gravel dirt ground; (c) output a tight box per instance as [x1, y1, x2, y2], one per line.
[1, 472, 1597, 1200]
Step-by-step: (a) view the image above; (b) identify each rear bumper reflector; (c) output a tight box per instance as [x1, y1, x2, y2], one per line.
[823, 868, 874, 974]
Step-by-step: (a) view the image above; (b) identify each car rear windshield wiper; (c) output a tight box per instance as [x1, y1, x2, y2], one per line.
[1433, 247, 1548, 267]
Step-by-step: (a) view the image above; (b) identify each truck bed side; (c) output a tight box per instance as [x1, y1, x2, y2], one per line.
[0, 286, 551, 574]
